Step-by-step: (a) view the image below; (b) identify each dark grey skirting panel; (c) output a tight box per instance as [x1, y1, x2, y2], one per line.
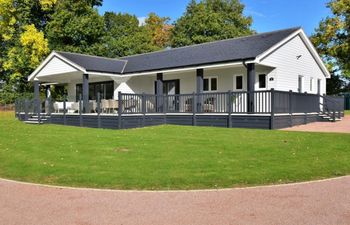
[32, 113, 323, 130]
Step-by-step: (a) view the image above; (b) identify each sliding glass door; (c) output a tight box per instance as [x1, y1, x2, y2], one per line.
[76, 81, 114, 101]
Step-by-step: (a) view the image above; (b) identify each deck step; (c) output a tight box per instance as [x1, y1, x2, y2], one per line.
[24, 120, 44, 125]
[28, 118, 47, 121]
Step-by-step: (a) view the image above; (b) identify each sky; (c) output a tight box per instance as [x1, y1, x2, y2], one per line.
[98, 0, 332, 36]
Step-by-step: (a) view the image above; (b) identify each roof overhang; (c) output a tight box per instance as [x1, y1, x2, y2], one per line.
[28, 51, 123, 82]
[253, 28, 331, 78]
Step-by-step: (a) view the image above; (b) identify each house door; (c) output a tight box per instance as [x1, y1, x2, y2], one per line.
[155, 79, 180, 111]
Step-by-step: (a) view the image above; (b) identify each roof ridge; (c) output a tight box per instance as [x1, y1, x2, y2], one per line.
[55, 51, 128, 63]
[121, 27, 302, 59]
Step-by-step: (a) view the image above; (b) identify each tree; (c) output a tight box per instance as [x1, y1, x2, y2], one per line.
[3, 24, 49, 91]
[98, 12, 161, 57]
[0, 0, 52, 92]
[327, 74, 346, 95]
[45, 0, 105, 54]
[311, 0, 350, 78]
[171, 0, 253, 47]
[144, 13, 173, 48]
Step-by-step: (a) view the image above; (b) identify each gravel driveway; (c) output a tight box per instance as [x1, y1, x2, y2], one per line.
[0, 176, 349, 225]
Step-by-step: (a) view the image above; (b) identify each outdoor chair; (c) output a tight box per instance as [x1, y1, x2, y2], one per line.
[90, 100, 97, 113]
[53, 102, 59, 113]
[101, 99, 109, 113]
[203, 97, 215, 112]
[108, 99, 118, 113]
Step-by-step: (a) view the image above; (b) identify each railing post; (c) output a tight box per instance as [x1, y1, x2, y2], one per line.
[192, 92, 197, 126]
[163, 95, 167, 114]
[64, 95, 67, 125]
[97, 92, 101, 128]
[79, 94, 83, 126]
[333, 110, 336, 122]
[142, 93, 146, 127]
[270, 88, 275, 129]
[118, 91, 122, 129]
[24, 99, 29, 121]
[289, 90, 293, 127]
[227, 90, 232, 128]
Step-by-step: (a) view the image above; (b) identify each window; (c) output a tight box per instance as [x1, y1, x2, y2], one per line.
[310, 78, 314, 92]
[236, 76, 243, 90]
[258, 74, 266, 89]
[298, 75, 304, 93]
[203, 77, 218, 92]
[76, 81, 114, 101]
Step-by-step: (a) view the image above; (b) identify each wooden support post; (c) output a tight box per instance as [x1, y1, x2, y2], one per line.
[118, 92, 122, 129]
[48, 96, 52, 123]
[247, 63, 255, 113]
[192, 92, 197, 126]
[97, 92, 101, 128]
[270, 88, 275, 129]
[156, 73, 163, 113]
[82, 74, 89, 113]
[227, 90, 232, 128]
[196, 69, 203, 113]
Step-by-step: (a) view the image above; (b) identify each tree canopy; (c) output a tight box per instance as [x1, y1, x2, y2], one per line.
[0, 0, 254, 101]
[171, 0, 254, 47]
[311, 0, 350, 79]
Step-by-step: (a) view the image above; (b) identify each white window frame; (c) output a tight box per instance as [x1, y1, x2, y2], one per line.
[233, 75, 244, 91]
[203, 76, 218, 92]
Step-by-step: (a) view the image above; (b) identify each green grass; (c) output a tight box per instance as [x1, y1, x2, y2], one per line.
[345, 110, 350, 115]
[0, 111, 350, 190]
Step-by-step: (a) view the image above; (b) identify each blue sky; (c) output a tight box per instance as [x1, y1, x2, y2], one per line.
[98, 0, 331, 35]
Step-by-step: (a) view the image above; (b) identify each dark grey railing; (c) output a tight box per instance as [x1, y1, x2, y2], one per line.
[320, 95, 344, 121]
[15, 90, 345, 124]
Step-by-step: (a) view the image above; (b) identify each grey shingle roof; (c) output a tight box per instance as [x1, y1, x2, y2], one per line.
[56, 51, 127, 74]
[56, 27, 300, 75]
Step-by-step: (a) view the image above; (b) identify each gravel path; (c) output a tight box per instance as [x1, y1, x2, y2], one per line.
[282, 115, 350, 133]
[0, 176, 349, 225]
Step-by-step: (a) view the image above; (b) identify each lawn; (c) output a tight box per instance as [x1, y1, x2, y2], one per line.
[0, 111, 350, 190]
[346, 110, 350, 115]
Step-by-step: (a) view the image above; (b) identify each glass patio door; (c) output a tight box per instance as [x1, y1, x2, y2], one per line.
[155, 79, 180, 112]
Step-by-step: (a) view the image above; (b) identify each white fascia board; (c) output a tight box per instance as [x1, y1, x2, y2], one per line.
[28, 51, 87, 82]
[121, 61, 244, 77]
[298, 29, 331, 78]
[255, 28, 330, 78]
[87, 71, 123, 78]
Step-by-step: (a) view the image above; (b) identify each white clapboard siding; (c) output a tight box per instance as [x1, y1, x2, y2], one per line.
[37, 56, 78, 77]
[261, 34, 326, 94]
